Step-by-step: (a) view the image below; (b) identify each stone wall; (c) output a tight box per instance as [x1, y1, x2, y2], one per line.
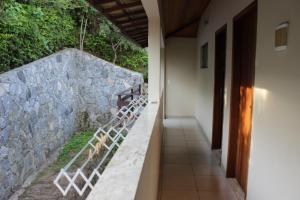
[0, 48, 143, 200]
[74, 50, 142, 128]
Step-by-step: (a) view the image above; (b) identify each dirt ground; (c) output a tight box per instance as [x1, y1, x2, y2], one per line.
[19, 169, 89, 200]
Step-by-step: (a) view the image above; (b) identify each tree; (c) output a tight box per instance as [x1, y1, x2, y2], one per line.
[0, 0, 148, 77]
[80, 18, 88, 51]
[97, 19, 129, 64]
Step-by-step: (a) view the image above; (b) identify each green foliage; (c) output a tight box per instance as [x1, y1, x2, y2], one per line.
[0, 0, 148, 77]
[52, 131, 94, 171]
[0, 0, 76, 72]
[84, 15, 148, 72]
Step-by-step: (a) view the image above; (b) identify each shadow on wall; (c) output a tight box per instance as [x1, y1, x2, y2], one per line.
[0, 48, 143, 200]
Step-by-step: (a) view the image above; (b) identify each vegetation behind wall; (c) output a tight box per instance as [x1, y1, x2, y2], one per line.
[0, 0, 148, 80]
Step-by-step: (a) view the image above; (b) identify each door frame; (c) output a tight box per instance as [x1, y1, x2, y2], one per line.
[211, 24, 227, 150]
[226, 0, 257, 193]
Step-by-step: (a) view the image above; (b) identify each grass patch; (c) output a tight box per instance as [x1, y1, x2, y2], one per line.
[51, 131, 94, 171]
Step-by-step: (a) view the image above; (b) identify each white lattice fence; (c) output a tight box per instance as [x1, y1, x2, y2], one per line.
[54, 95, 148, 196]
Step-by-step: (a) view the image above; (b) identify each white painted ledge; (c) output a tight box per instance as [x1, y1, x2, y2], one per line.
[86, 102, 160, 200]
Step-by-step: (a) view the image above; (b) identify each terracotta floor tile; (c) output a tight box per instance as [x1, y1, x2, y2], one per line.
[165, 137, 184, 145]
[188, 146, 211, 155]
[164, 132, 185, 140]
[183, 128, 198, 134]
[187, 141, 210, 148]
[185, 135, 208, 142]
[165, 129, 185, 136]
[163, 154, 191, 164]
[164, 139, 187, 147]
[162, 175, 197, 190]
[192, 165, 223, 176]
[164, 146, 189, 155]
[198, 190, 237, 200]
[161, 190, 199, 200]
[163, 164, 194, 176]
[195, 176, 229, 191]
[182, 126, 200, 131]
[161, 118, 237, 200]
[190, 155, 217, 166]
[164, 119, 182, 127]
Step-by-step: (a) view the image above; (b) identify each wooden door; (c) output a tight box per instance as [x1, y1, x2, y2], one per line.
[212, 25, 227, 150]
[227, 1, 257, 193]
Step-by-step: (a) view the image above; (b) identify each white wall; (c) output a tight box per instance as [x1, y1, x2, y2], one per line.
[141, 0, 162, 103]
[134, 99, 163, 200]
[147, 18, 161, 103]
[195, 0, 300, 199]
[195, 0, 254, 162]
[165, 37, 197, 117]
[248, 0, 300, 199]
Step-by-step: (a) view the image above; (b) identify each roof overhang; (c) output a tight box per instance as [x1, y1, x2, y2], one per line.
[88, 0, 212, 47]
[89, 0, 148, 48]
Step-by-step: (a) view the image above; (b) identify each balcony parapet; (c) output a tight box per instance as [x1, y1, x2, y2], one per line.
[87, 100, 162, 200]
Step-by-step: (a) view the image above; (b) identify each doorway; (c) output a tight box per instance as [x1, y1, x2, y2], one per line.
[227, 1, 257, 193]
[212, 25, 227, 150]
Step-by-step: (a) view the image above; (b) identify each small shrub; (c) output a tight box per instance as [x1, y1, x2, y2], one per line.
[52, 131, 94, 171]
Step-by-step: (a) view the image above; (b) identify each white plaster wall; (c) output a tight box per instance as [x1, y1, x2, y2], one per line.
[195, 0, 300, 199]
[165, 37, 197, 117]
[195, 0, 254, 161]
[247, 0, 300, 199]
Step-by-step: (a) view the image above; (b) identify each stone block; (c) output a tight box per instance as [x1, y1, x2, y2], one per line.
[0, 83, 9, 97]
[17, 71, 26, 83]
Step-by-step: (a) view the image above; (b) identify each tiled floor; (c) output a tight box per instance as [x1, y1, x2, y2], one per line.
[159, 118, 237, 200]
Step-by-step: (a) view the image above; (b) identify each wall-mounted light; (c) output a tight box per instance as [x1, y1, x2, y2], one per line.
[275, 22, 289, 51]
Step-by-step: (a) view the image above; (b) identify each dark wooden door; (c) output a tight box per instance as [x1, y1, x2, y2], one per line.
[212, 25, 227, 150]
[227, 1, 257, 193]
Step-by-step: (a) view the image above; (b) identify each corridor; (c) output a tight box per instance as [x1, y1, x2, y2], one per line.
[160, 118, 237, 200]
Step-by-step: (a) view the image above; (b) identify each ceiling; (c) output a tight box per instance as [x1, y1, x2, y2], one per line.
[89, 0, 211, 47]
[160, 0, 211, 38]
[89, 0, 148, 47]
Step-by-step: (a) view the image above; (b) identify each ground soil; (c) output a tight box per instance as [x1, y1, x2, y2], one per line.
[19, 169, 89, 200]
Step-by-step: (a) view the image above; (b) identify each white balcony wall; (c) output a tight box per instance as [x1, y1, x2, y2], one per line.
[165, 37, 197, 117]
[134, 100, 163, 200]
[86, 101, 163, 200]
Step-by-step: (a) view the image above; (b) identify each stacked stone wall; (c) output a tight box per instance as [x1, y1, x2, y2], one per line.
[0, 49, 143, 200]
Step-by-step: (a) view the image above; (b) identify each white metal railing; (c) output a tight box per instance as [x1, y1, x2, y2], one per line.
[53, 95, 148, 197]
